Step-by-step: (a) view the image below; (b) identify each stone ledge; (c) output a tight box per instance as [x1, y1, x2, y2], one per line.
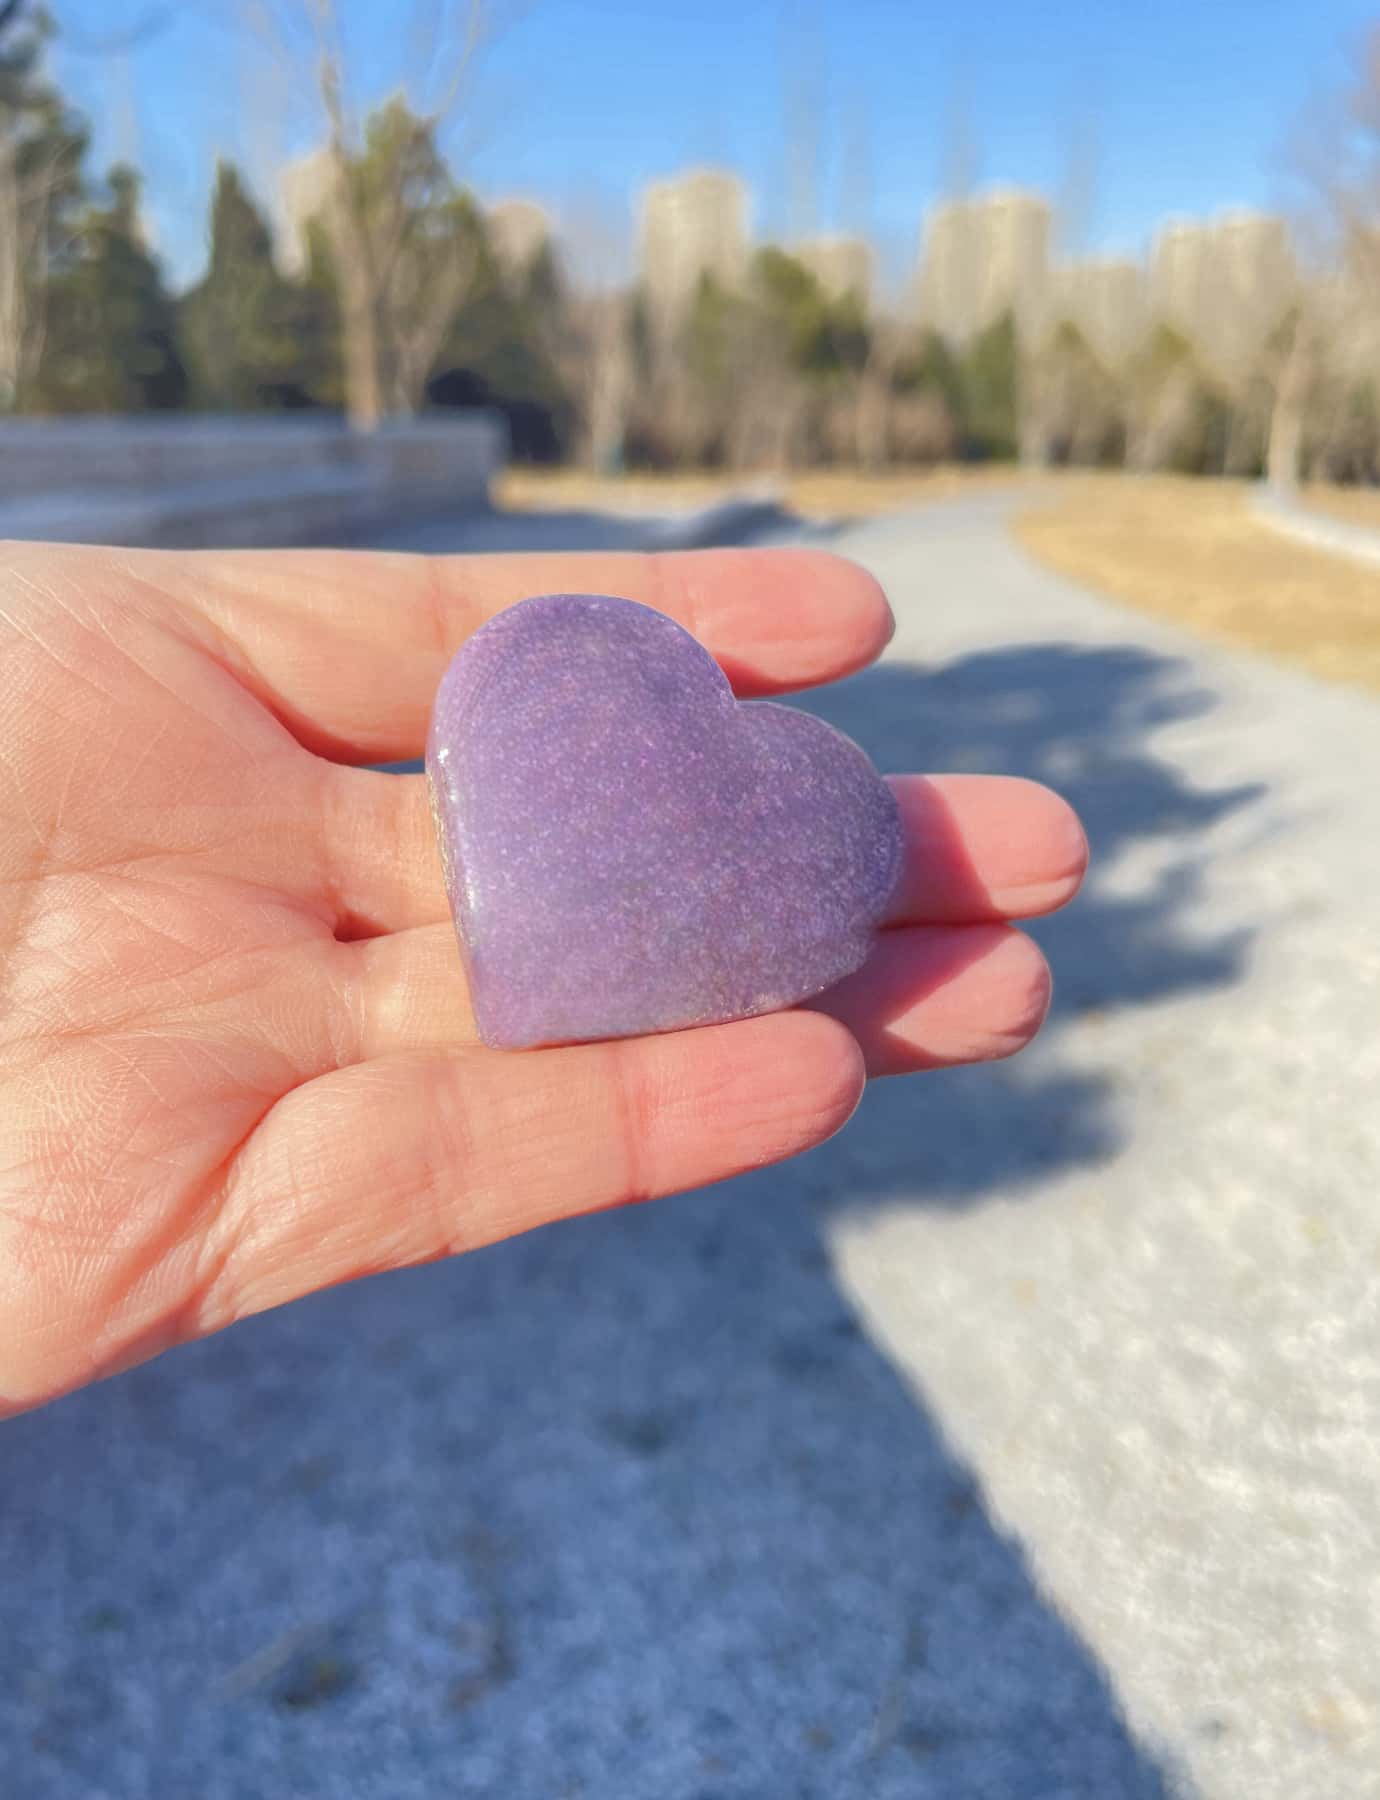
[0, 413, 506, 548]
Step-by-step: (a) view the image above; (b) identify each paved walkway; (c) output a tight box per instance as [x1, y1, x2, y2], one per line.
[1252, 481, 1380, 568]
[3, 498, 1376, 1798]
[808, 496, 1380, 1799]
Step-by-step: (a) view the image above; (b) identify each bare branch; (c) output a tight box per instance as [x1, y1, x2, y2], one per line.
[422, 0, 493, 129]
[389, 223, 481, 411]
[244, 0, 526, 426]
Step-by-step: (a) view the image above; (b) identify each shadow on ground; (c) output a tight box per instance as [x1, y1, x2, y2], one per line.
[799, 642, 1262, 1208]
[361, 497, 816, 557]
[0, 614, 1262, 1796]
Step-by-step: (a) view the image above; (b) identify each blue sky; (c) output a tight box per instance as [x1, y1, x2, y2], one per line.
[50, 0, 1378, 290]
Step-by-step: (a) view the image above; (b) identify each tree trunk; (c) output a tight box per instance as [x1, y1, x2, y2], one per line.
[767, 376, 801, 472]
[0, 134, 19, 409]
[1266, 323, 1311, 492]
[853, 372, 884, 471]
[340, 272, 384, 430]
[322, 118, 384, 431]
[584, 310, 630, 473]
[0, 129, 48, 412]
[853, 331, 897, 472]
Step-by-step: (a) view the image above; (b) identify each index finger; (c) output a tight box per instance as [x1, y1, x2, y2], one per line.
[99, 541, 894, 762]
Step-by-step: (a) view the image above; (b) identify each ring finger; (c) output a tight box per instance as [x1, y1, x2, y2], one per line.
[350, 917, 1053, 1078]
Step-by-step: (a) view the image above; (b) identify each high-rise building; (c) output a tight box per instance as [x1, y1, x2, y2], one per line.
[974, 190, 1051, 343]
[488, 198, 551, 274]
[1149, 218, 1212, 341]
[1321, 227, 1380, 379]
[915, 198, 977, 341]
[1215, 211, 1297, 369]
[1151, 211, 1297, 378]
[1051, 258, 1148, 366]
[638, 168, 749, 322]
[916, 188, 1051, 345]
[1313, 264, 1380, 381]
[797, 235, 872, 304]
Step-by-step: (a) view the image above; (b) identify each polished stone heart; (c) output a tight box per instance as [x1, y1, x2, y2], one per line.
[426, 593, 902, 1049]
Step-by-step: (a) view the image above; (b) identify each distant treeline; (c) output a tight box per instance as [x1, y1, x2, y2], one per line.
[3, 6, 1377, 484]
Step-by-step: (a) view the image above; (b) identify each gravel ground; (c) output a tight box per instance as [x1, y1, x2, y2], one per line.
[3, 494, 1376, 1798]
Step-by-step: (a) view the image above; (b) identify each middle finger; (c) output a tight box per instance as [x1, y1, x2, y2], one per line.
[321, 768, 1087, 939]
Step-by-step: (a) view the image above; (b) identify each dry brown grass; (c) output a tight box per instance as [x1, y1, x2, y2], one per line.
[495, 463, 1029, 520]
[779, 466, 1033, 516]
[1016, 474, 1380, 694]
[495, 468, 736, 513]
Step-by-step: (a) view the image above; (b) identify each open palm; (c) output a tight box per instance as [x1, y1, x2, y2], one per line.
[0, 540, 1084, 1414]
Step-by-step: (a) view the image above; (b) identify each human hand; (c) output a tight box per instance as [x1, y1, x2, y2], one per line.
[0, 542, 1085, 1414]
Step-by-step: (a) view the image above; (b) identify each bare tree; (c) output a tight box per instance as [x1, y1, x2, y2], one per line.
[545, 192, 635, 470]
[1124, 328, 1202, 473]
[250, 0, 514, 428]
[1264, 308, 1318, 489]
[0, 2, 81, 410]
[1299, 28, 1380, 285]
[835, 96, 898, 472]
[571, 291, 632, 471]
[781, 4, 824, 246]
[853, 313, 902, 471]
[1274, 26, 1380, 487]
[1023, 321, 1124, 468]
[1020, 96, 1105, 468]
[0, 112, 52, 408]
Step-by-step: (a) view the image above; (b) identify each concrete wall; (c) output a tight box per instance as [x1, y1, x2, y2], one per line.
[0, 414, 506, 547]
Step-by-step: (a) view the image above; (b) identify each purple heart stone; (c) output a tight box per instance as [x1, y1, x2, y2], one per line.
[426, 593, 902, 1049]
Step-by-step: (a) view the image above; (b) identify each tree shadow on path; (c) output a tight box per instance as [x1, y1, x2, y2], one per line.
[0, 629, 1261, 1799]
[797, 641, 1262, 1206]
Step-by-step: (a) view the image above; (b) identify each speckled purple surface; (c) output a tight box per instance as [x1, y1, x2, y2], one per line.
[426, 593, 902, 1048]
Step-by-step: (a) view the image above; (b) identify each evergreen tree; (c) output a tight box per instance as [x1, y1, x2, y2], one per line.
[433, 227, 575, 460]
[180, 161, 326, 409]
[295, 214, 346, 409]
[0, 1, 87, 409]
[310, 94, 492, 421]
[1024, 320, 1125, 467]
[1125, 324, 1213, 472]
[960, 311, 1020, 459]
[749, 247, 864, 380]
[895, 329, 966, 417]
[36, 163, 187, 412]
[670, 248, 875, 468]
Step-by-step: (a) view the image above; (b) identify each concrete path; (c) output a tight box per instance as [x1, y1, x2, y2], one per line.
[1252, 481, 1380, 568]
[3, 497, 1377, 1798]
[800, 496, 1380, 1800]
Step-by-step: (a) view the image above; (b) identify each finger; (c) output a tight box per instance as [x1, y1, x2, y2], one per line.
[320, 768, 1087, 939]
[810, 924, 1052, 1077]
[97, 541, 893, 761]
[348, 919, 1051, 1077]
[353, 922, 478, 1051]
[883, 775, 1088, 924]
[200, 1012, 865, 1330]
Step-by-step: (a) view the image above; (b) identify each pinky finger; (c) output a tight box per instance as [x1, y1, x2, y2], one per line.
[812, 924, 1052, 1077]
[199, 1011, 865, 1332]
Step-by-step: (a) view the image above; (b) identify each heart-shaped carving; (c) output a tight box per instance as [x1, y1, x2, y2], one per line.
[427, 593, 901, 1048]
